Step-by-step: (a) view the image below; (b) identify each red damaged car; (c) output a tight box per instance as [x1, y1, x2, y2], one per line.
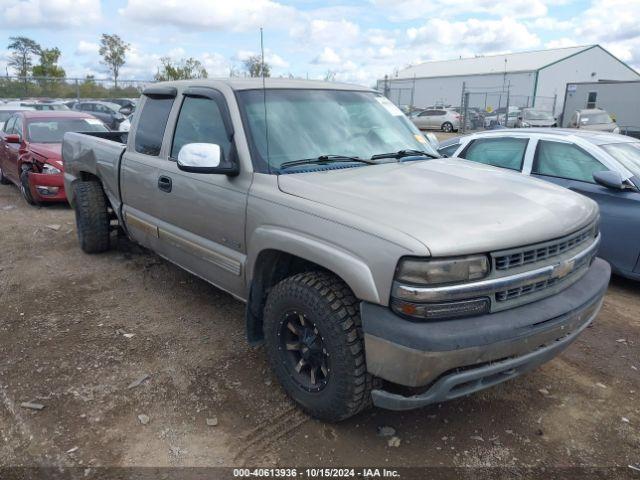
[0, 110, 108, 205]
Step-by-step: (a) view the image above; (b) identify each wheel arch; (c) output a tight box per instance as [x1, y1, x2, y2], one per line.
[245, 232, 381, 345]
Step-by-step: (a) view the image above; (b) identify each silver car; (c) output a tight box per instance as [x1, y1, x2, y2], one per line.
[411, 108, 460, 132]
[569, 108, 619, 133]
[516, 108, 557, 128]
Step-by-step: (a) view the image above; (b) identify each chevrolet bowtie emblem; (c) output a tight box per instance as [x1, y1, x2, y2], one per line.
[553, 259, 576, 279]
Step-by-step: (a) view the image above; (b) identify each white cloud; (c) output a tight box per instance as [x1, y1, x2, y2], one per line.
[313, 47, 341, 65]
[528, 17, 573, 30]
[408, 17, 540, 53]
[200, 52, 231, 77]
[373, 0, 549, 21]
[0, 0, 101, 28]
[119, 0, 297, 32]
[75, 41, 100, 56]
[290, 19, 360, 47]
[545, 0, 640, 69]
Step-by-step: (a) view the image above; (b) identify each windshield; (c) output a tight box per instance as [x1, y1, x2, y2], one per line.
[524, 110, 554, 120]
[601, 142, 640, 178]
[237, 89, 438, 173]
[581, 112, 612, 125]
[27, 118, 108, 143]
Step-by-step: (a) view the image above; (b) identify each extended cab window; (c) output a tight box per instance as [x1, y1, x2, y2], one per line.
[533, 140, 606, 183]
[134, 97, 174, 156]
[171, 96, 231, 159]
[461, 137, 527, 171]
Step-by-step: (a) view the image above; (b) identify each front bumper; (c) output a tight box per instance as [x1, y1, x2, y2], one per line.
[361, 258, 611, 411]
[28, 172, 67, 203]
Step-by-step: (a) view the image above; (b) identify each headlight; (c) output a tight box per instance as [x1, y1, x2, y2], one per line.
[392, 255, 491, 321]
[41, 163, 61, 175]
[395, 255, 489, 286]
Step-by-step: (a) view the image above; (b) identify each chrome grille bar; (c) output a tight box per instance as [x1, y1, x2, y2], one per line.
[493, 223, 597, 271]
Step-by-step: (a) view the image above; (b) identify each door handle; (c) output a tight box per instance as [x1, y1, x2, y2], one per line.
[158, 175, 172, 193]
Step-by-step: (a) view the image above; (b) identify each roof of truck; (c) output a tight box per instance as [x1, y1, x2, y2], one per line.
[153, 78, 374, 92]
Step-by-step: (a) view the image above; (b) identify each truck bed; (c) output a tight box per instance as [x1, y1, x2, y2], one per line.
[62, 131, 128, 212]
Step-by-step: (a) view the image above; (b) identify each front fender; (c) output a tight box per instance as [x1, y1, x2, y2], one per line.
[247, 226, 382, 304]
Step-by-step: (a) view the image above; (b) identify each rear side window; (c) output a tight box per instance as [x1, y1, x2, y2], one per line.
[134, 97, 174, 156]
[461, 137, 528, 171]
[171, 96, 231, 159]
[532, 140, 606, 183]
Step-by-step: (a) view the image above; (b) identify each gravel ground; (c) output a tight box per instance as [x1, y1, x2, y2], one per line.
[0, 175, 638, 476]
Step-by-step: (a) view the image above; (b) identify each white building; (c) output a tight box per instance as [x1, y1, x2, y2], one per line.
[379, 45, 640, 116]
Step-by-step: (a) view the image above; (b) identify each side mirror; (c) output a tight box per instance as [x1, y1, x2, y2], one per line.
[5, 134, 20, 144]
[517, 116, 522, 121]
[177, 143, 223, 173]
[593, 170, 624, 190]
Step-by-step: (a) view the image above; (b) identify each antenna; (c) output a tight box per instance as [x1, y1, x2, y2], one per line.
[260, 27, 271, 173]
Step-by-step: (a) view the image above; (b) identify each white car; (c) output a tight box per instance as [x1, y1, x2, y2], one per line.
[437, 128, 640, 280]
[411, 108, 460, 132]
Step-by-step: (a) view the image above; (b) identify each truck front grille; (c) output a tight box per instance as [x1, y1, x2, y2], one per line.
[493, 223, 597, 271]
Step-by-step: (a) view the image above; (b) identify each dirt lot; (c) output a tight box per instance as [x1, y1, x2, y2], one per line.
[1, 178, 639, 476]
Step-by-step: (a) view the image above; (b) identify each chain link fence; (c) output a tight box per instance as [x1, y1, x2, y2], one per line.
[0, 76, 154, 101]
[460, 85, 557, 133]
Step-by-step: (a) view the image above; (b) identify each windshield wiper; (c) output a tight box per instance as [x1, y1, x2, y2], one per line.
[370, 149, 440, 161]
[279, 155, 377, 170]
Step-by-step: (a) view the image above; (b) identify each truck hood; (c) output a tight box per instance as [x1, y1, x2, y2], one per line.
[277, 159, 598, 256]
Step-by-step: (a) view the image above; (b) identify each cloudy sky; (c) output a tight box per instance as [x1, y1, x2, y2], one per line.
[0, 0, 638, 86]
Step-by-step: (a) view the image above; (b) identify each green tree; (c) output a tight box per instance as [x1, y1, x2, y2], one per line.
[99, 34, 129, 88]
[32, 47, 66, 78]
[154, 57, 208, 81]
[243, 55, 270, 78]
[8, 36, 41, 77]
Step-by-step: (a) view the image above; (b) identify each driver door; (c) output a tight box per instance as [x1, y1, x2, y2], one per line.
[153, 87, 251, 298]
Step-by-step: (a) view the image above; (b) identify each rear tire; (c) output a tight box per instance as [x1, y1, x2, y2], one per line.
[20, 168, 37, 206]
[442, 122, 453, 133]
[74, 180, 110, 253]
[263, 271, 372, 422]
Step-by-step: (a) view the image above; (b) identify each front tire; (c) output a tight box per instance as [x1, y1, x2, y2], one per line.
[73, 180, 110, 253]
[20, 168, 37, 206]
[263, 271, 371, 422]
[442, 122, 453, 132]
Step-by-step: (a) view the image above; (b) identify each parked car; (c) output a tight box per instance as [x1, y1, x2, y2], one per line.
[72, 101, 128, 129]
[516, 108, 557, 128]
[62, 79, 609, 421]
[411, 108, 460, 132]
[0, 105, 35, 130]
[569, 108, 619, 133]
[22, 102, 70, 111]
[0, 111, 108, 205]
[437, 129, 640, 280]
[108, 98, 137, 116]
